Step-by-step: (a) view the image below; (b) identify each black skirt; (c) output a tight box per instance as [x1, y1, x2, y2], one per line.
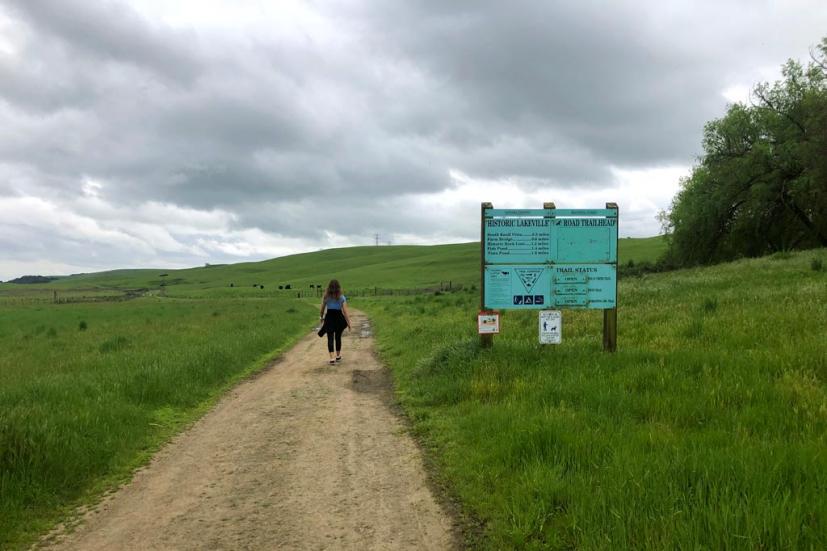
[318, 309, 347, 337]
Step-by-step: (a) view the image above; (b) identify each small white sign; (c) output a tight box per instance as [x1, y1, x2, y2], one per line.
[478, 312, 500, 334]
[539, 310, 562, 344]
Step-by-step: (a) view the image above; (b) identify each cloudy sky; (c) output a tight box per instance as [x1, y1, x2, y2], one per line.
[1, 0, 825, 279]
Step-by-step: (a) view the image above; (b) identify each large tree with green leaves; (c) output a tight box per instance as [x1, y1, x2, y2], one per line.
[664, 38, 827, 266]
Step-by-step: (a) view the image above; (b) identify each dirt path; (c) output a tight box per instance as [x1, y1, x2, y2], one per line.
[41, 311, 458, 550]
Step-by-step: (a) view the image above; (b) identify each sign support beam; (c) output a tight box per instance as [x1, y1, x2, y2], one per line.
[602, 202, 618, 352]
[480, 202, 493, 348]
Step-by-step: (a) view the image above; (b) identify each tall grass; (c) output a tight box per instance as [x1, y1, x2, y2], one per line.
[362, 249, 827, 549]
[0, 297, 314, 548]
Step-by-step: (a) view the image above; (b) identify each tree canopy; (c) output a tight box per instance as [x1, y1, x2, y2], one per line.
[664, 38, 827, 266]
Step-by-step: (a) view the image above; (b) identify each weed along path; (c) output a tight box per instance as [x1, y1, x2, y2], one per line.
[41, 311, 457, 551]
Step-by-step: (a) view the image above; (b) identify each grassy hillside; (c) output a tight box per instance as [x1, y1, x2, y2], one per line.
[0, 236, 666, 298]
[617, 235, 667, 266]
[361, 248, 827, 549]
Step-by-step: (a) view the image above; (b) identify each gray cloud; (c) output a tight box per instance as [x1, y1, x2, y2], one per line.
[0, 0, 825, 279]
[5, 0, 203, 83]
[353, 1, 752, 167]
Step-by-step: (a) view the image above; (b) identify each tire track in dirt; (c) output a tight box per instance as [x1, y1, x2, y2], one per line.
[39, 311, 458, 550]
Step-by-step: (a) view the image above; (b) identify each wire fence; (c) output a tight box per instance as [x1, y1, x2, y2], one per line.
[0, 288, 150, 305]
[1, 281, 469, 304]
[289, 281, 466, 299]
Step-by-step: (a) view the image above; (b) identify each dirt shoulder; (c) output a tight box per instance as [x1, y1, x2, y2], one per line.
[39, 311, 459, 550]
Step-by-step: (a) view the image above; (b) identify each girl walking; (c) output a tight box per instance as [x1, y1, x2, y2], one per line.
[318, 279, 351, 365]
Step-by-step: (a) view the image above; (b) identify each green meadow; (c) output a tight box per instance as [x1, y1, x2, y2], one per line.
[2, 236, 825, 550]
[0, 296, 314, 548]
[363, 249, 827, 549]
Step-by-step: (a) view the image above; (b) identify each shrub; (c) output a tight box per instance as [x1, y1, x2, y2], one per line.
[78, 320, 88, 331]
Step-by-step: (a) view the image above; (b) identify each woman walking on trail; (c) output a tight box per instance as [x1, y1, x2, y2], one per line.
[318, 279, 351, 365]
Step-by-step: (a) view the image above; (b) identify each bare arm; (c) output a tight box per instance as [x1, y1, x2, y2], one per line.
[319, 298, 325, 320]
[342, 302, 352, 329]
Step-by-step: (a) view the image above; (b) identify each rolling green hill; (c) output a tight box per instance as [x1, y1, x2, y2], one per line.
[1, 236, 667, 297]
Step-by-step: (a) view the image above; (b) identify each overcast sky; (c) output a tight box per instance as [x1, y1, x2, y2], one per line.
[1, 0, 825, 279]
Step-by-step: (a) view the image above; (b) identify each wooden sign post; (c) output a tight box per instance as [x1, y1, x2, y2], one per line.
[602, 202, 618, 352]
[480, 202, 494, 348]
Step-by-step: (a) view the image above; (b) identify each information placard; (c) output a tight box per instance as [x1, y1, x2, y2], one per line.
[484, 265, 551, 309]
[478, 312, 500, 334]
[553, 217, 618, 263]
[482, 207, 617, 311]
[550, 264, 616, 309]
[484, 216, 551, 263]
[539, 310, 562, 344]
[483, 209, 618, 265]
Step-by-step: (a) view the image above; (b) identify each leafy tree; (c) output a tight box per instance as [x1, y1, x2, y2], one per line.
[664, 38, 827, 266]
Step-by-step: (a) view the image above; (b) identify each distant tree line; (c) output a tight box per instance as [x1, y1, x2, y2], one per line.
[662, 37, 827, 267]
[7, 275, 59, 284]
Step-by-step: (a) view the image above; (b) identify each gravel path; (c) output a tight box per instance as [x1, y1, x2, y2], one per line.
[40, 311, 457, 550]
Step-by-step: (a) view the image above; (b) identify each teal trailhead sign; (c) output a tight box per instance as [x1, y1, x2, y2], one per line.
[483, 206, 618, 310]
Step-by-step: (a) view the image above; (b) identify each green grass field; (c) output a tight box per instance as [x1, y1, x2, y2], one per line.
[617, 235, 667, 266]
[3, 236, 823, 549]
[0, 236, 664, 548]
[0, 296, 315, 548]
[361, 248, 827, 549]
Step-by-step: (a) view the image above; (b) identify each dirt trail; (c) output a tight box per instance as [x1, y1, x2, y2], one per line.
[41, 311, 458, 550]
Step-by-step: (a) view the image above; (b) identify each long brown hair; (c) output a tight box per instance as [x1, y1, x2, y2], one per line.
[324, 279, 342, 300]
